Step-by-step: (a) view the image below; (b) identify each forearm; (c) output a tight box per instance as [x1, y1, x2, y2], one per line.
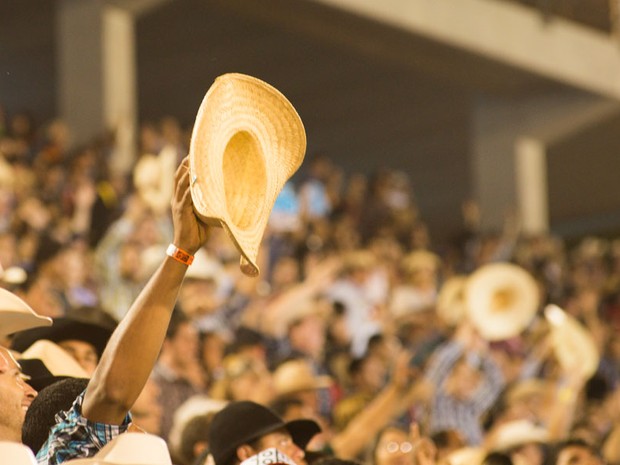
[331, 384, 405, 459]
[83, 255, 188, 423]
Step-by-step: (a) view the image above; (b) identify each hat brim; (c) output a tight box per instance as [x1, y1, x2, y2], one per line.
[285, 419, 321, 450]
[11, 318, 112, 357]
[0, 287, 52, 337]
[1, 311, 52, 337]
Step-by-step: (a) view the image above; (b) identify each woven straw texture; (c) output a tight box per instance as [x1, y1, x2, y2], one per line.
[189, 73, 306, 276]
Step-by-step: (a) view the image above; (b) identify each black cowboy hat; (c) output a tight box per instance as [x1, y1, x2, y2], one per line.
[208, 401, 320, 465]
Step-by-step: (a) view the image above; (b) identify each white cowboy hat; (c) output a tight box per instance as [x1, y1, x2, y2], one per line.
[20, 339, 89, 378]
[490, 419, 549, 451]
[0, 287, 52, 337]
[465, 263, 539, 341]
[544, 304, 599, 379]
[189, 73, 306, 277]
[67, 433, 172, 465]
[0, 442, 37, 465]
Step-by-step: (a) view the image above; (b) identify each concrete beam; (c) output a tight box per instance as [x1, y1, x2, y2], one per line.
[311, 0, 620, 100]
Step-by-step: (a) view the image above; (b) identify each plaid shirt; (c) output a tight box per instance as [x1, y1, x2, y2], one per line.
[36, 390, 131, 465]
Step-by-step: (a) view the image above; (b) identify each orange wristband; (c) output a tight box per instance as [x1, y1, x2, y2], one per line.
[166, 244, 194, 266]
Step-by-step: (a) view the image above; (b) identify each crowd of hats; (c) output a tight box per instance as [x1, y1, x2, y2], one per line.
[2, 78, 620, 465]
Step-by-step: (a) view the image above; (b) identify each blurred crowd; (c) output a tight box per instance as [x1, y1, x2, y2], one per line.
[1, 106, 620, 465]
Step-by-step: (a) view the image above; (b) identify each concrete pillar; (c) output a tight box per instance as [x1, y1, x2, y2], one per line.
[515, 137, 548, 234]
[56, 0, 167, 171]
[56, 0, 105, 148]
[471, 91, 619, 233]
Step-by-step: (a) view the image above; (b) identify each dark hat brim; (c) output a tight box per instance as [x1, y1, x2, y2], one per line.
[10, 317, 112, 357]
[285, 418, 321, 450]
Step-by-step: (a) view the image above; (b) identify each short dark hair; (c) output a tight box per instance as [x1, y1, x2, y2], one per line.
[22, 377, 89, 454]
[483, 452, 513, 465]
[179, 413, 216, 465]
[548, 438, 600, 465]
[166, 307, 190, 340]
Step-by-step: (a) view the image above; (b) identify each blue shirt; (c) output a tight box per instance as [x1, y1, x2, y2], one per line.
[36, 390, 131, 464]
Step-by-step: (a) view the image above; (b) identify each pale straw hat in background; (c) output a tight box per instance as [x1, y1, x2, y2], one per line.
[465, 263, 539, 341]
[189, 73, 306, 277]
[66, 433, 172, 465]
[0, 287, 51, 337]
[0, 442, 37, 465]
[133, 145, 177, 215]
[436, 275, 468, 326]
[273, 359, 332, 397]
[401, 250, 439, 276]
[444, 447, 486, 465]
[490, 419, 549, 452]
[544, 304, 599, 379]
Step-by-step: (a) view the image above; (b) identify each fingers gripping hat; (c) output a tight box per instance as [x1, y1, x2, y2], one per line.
[189, 73, 306, 277]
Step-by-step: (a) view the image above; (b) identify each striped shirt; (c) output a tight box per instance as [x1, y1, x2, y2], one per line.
[425, 341, 504, 445]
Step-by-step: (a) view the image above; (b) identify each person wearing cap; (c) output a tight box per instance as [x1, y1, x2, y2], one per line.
[32, 157, 211, 464]
[207, 400, 321, 465]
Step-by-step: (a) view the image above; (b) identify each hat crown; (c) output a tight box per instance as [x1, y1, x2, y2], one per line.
[209, 401, 285, 465]
[0, 442, 37, 465]
[222, 130, 266, 231]
[94, 433, 172, 464]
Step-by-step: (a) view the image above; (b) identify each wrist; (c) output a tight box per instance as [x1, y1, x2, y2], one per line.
[166, 244, 194, 266]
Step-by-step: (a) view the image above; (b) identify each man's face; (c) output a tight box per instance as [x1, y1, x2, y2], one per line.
[0, 347, 37, 440]
[254, 429, 305, 465]
[130, 378, 162, 435]
[556, 446, 604, 465]
[58, 339, 99, 375]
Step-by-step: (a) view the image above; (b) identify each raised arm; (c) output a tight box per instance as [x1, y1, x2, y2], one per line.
[83, 157, 210, 424]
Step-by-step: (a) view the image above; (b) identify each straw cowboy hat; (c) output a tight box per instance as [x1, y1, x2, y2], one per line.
[0, 442, 37, 465]
[436, 275, 468, 326]
[465, 263, 539, 341]
[19, 339, 89, 391]
[490, 419, 549, 452]
[67, 433, 172, 465]
[0, 287, 51, 337]
[189, 73, 306, 277]
[273, 359, 332, 397]
[544, 304, 599, 379]
[401, 250, 440, 276]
